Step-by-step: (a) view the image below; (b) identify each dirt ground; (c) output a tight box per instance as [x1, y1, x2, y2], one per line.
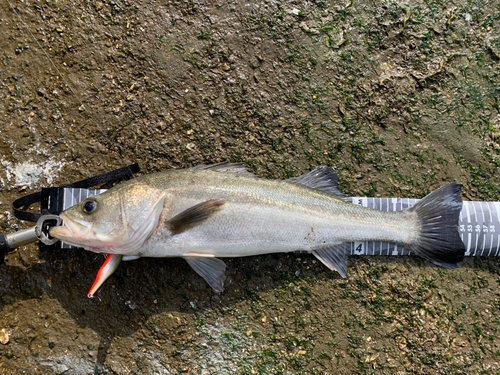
[1, 0, 500, 373]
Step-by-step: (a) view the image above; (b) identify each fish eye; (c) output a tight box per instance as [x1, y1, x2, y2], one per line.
[82, 199, 98, 214]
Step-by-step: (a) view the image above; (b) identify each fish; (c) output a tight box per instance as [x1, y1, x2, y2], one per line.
[50, 163, 465, 296]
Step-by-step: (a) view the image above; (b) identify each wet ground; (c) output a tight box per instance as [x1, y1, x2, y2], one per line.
[1, 0, 500, 373]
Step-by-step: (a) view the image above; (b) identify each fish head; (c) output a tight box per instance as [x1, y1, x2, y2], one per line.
[50, 183, 167, 254]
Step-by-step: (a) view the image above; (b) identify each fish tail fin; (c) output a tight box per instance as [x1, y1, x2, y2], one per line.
[405, 182, 465, 268]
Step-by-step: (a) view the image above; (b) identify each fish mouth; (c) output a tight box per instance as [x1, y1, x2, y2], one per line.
[49, 213, 92, 242]
[49, 213, 127, 252]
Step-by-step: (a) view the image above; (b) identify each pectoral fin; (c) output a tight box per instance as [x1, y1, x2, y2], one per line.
[166, 199, 226, 235]
[88, 254, 123, 298]
[184, 256, 226, 292]
[312, 243, 350, 278]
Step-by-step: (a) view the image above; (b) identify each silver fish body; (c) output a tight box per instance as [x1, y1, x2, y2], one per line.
[51, 164, 465, 293]
[140, 171, 416, 257]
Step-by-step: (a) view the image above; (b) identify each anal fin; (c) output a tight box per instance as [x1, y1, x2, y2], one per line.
[184, 256, 226, 292]
[312, 243, 350, 278]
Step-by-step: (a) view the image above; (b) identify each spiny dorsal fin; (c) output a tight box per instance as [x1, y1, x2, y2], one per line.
[287, 167, 347, 200]
[166, 199, 226, 235]
[192, 162, 256, 177]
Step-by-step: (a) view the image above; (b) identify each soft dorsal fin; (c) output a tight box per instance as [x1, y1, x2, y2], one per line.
[287, 167, 346, 200]
[166, 199, 226, 235]
[192, 162, 256, 177]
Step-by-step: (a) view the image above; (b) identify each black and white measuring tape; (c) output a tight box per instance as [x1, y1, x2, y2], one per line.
[46, 187, 500, 257]
[348, 197, 499, 257]
[0, 165, 498, 262]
